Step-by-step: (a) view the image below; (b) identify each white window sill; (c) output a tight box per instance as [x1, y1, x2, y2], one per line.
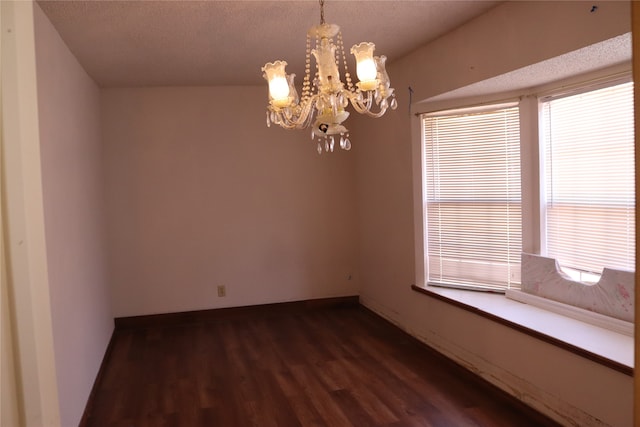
[411, 284, 633, 375]
[506, 289, 633, 336]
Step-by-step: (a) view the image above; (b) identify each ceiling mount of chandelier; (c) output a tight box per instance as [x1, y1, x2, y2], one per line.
[262, 0, 397, 154]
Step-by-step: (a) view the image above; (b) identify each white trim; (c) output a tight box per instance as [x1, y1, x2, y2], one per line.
[0, 3, 21, 424]
[411, 111, 426, 287]
[1, 2, 61, 425]
[419, 100, 519, 118]
[537, 71, 632, 102]
[506, 289, 633, 336]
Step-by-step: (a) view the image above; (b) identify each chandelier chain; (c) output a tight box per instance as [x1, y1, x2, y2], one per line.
[319, 0, 325, 24]
[302, 33, 312, 100]
[336, 32, 354, 92]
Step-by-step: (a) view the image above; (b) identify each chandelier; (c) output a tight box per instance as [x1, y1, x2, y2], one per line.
[261, 0, 397, 154]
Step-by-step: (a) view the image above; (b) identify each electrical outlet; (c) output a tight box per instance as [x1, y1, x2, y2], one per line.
[217, 285, 226, 297]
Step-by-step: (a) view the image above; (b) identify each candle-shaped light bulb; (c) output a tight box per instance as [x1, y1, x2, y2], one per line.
[269, 76, 290, 102]
[351, 42, 378, 91]
[262, 61, 292, 108]
[357, 58, 377, 82]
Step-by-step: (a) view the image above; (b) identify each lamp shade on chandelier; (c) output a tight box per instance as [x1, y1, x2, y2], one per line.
[262, 0, 397, 154]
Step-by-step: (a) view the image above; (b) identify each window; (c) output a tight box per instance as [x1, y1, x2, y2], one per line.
[422, 104, 521, 292]
[414, 67, 635, 353]
[540, 81, 635, 282]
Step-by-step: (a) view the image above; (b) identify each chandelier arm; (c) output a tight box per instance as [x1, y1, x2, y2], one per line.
[350, 103, 389, 118]
[346, 91, 373, 113]
[361, 108, 389, 118]
[295, 97, 318, 127]
[268, 96, 318, 129]
[344, 91, 392, 118]
[269, 109, 299, 130]
[364, 91, 374, 110]
[274, 111, 310, 129]
[274, 119, 302, 130]
[275, 116, 304, 130]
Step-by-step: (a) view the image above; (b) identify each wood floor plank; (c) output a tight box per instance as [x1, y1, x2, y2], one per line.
[289, 363, 355, 426]
[83, 305, 560, 427]
[330, 358, 399, 424]
[330, 388, 378, 427]
[273, 369, 330, 427]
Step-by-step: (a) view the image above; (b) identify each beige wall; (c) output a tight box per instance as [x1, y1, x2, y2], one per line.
[101, 86, 359, 317]
[395, 0, 632, 102]
[353, 1, 632, 426]
[33, 4, 113, 426]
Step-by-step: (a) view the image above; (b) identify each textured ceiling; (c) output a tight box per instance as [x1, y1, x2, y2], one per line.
[37, 0, 501, 87]
[427, 33, 633, 102]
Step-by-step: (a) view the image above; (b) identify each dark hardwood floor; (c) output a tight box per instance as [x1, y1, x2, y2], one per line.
[83, 303, 561, 427]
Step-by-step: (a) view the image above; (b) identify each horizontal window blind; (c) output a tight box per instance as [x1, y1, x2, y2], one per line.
[423, 105, 521, 292]
[541, 81, 635, 279]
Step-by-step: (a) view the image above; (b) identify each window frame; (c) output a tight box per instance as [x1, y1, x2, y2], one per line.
[412, 67, 634, 297]
[537, 77, 635, 282]
[409, 64, 634, 375]
[420, 103, 522, 292]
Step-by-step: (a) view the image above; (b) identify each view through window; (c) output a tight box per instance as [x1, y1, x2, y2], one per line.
[422, 105, 521, 292]
[540, 81, 635, 282]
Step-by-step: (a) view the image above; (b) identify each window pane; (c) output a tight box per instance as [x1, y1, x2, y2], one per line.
[423, 106, 521, 291]
[541, 81, 635, 277]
